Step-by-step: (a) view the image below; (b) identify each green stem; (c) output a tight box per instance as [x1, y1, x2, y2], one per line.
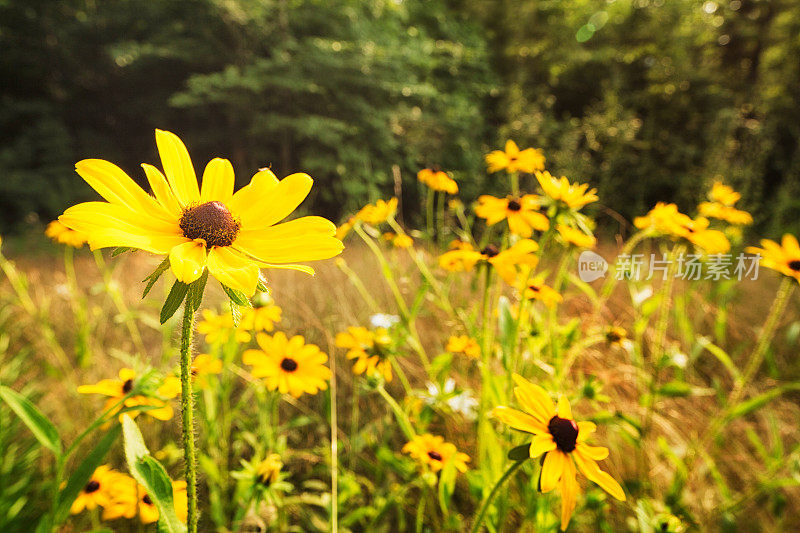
[376, 385, 415, 441]
[509, 172, 519, 197]
[469, 460, 526, 533]
[179, 302, 198, 533]
[426, 187, 435, 240]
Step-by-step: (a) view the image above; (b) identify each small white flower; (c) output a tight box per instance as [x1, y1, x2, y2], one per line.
[632, 286, 653, 307]
[672, 351, 689, 369]
[447, 390, 478, 420]
[370, 313, 400, 329]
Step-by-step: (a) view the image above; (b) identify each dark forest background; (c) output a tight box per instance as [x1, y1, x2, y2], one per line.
[2, 0, 800, 236]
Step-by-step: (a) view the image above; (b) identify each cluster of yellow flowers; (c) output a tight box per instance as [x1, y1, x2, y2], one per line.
[70, 465, 187, 524]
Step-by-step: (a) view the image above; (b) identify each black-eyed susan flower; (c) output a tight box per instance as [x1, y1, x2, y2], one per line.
[556, 224, 596, 249]
[70, 465, 122, 515]
[708, 182, 741, 206]
[486, 140, 546, 174]
[535, 171, 598, 210]
[635, 203, 730, 254]
[493, 375, 625, 531]
[746, 234, 800, 283]
[243, 332, 331, 397]
[103, 477, 187, 524]
[256, 453, 284, 486]
[438, 241, 486, 273]
[335, 326, 394, 382]
[402, 434, 470, 473]
[475, 195, 549, 238]
[488, 239, 540, 284]
[45, 220, 88, 248]
[191, 353, 223, 389]
[58, 129, 342, 297]
[418, 168, 459, 194]
[604, 326, 634, 352]
[356, 198, 398, 226]
[697, 202, 753, 225]
[240, 301, 282, 333]
[78, 368, 176, 422]
[446, 335, 481, 359]
[336, 216, 356, 240]
[197, 308, 251, 344]
[521, 277, 563, 308]
[382, 232, 413, 249]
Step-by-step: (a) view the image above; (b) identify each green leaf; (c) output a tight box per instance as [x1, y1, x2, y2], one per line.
[507, 443, 531, 462]
[55, 424, 121, 523]
[142, 257, 171, 299]
[186, 269, 209, 313]
[256, 276, 269, 293]
[112, 247, 132, 257]
[221, 284, 252, 308]
[726, 383, 800, 421]
[230, 302, 242, 327]
[0, 385, 61, 456]
[160, 280, 189, 324]
[121, 416, 187, 533]
[437, 454, 457, 513]
[657, 381, 692, 397]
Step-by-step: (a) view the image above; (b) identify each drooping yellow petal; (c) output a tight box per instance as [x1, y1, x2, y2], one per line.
[169, 241, 207, 284]
[141, 163, 183, 216]
[155, 129, 200, 207]
[200, 158, 234, 204]
[529, 434, 557, 458]
[492, 406, 547, 435]
[559, 455, 578, 531]
[207, 247, 260, 297]
[74, 159, 172, 220]
[231, 173, 313, 231]
[540, 450, 567, 493]
[573, 447, 626, 501]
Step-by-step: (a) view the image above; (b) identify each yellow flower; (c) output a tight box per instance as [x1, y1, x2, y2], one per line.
[70, 465, 122, 515]
[190, 353, 223, 389]
[521, 278, 563, 308]
[604, 326, 628, 346]
[487, 239, 540, 285]
[535, 171, 598, 210]
[556, 224, 596, 248]
[446, 335, 481, 358]
[240, 303, 283, 332]
[336, 216, 356, 240]
[244, 332, 332, 397]
[635, 203, 730, 254]
[418, 168, 458, 194]
[45, 220, 88, 248]
[475, 195, 549, 238]
[403, 434, 470, 473]
[58, 129, 342, 297]
[746, 234, 800, 283]
[356, 198, 398, 225]
[698, 201, 753, 225]
[493, 375, 626, 531]
[335, 326, 393, 382]
[708, 182, 741, 206]
[438, 242, 485, 272]
[197, 308, 251, 344]
[77, 368, 175, 422]
[102, 477, 187, 524]
[382, 232, 414, 249]
[485, 140, 545, 174]
[256, 454, 284, 485]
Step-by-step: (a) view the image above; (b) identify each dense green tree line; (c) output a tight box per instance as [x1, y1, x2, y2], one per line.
[2, 0, 799, 235]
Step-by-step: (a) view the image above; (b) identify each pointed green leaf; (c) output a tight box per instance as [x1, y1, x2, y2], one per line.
[437, 454, 457, 513]
[186, 269, 209, 313]
[221, 284, 251, 308]
[143, 257, 172, 299]
[507, 443, 531, 462]
[0, 385, 61, 456]
[112, 247, 132, 257]
[121, 416, 186, 533]
[160, 280, 189, 324]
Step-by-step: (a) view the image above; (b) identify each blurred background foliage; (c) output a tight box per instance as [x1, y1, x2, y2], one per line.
[2, 0, 800, 235]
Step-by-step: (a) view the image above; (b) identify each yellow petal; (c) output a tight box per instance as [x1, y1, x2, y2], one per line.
[492, 406, 547, 435]
[529, 434, 557, 458]
[511, 374, 555, 423]
[207, 247, 260, 297]
[227, 168, 280, 215]
[234, 232, 344, 264]
[556, 396, 573, 419]
[248, 216, 336, 240]
[155, 129, 200, 206]
[575, 442, 609, 461]
[74, 159, 171, 220]
[141, 163, 183, 216]
[231, 173, 313, 231]
[576, 421, 596, 442]
[169, 241, 207, 284]
[200, 158, 234, 204]
[540, 450, 566, 493]
[573, 448, 626, 501]
[559, 455, 578, 531]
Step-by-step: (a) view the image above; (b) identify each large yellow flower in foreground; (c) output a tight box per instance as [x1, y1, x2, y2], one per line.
[59, 130, 343, 297]
[493, 375, 625, 531]
[486, 140, 545, 174]
[402, 434, 470, 473]
[535, 171, 598, 210]
[746, 234, 800, 283]
[244, 332, 332, 397]
[475, 195, 549, 238]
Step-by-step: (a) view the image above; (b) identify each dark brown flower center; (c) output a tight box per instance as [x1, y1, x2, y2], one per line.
[481, 244, 500, 258]
[280, 358, 298, 372]
[84, 480, 101, 493]
[548, 416, 579, 452]
[122, 379, 134, 394]
[606, 331, 622, 343]
[143, 494, 153, 505]
[427, 451, 443, 461]
[179, 201, 240, 247]
[528, 284, 541, 293]
[507, 199, 522, 212]
[788, 260, 800, 271]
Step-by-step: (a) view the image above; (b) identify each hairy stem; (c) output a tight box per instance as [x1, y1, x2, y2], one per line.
[180, 302, 198, 532]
